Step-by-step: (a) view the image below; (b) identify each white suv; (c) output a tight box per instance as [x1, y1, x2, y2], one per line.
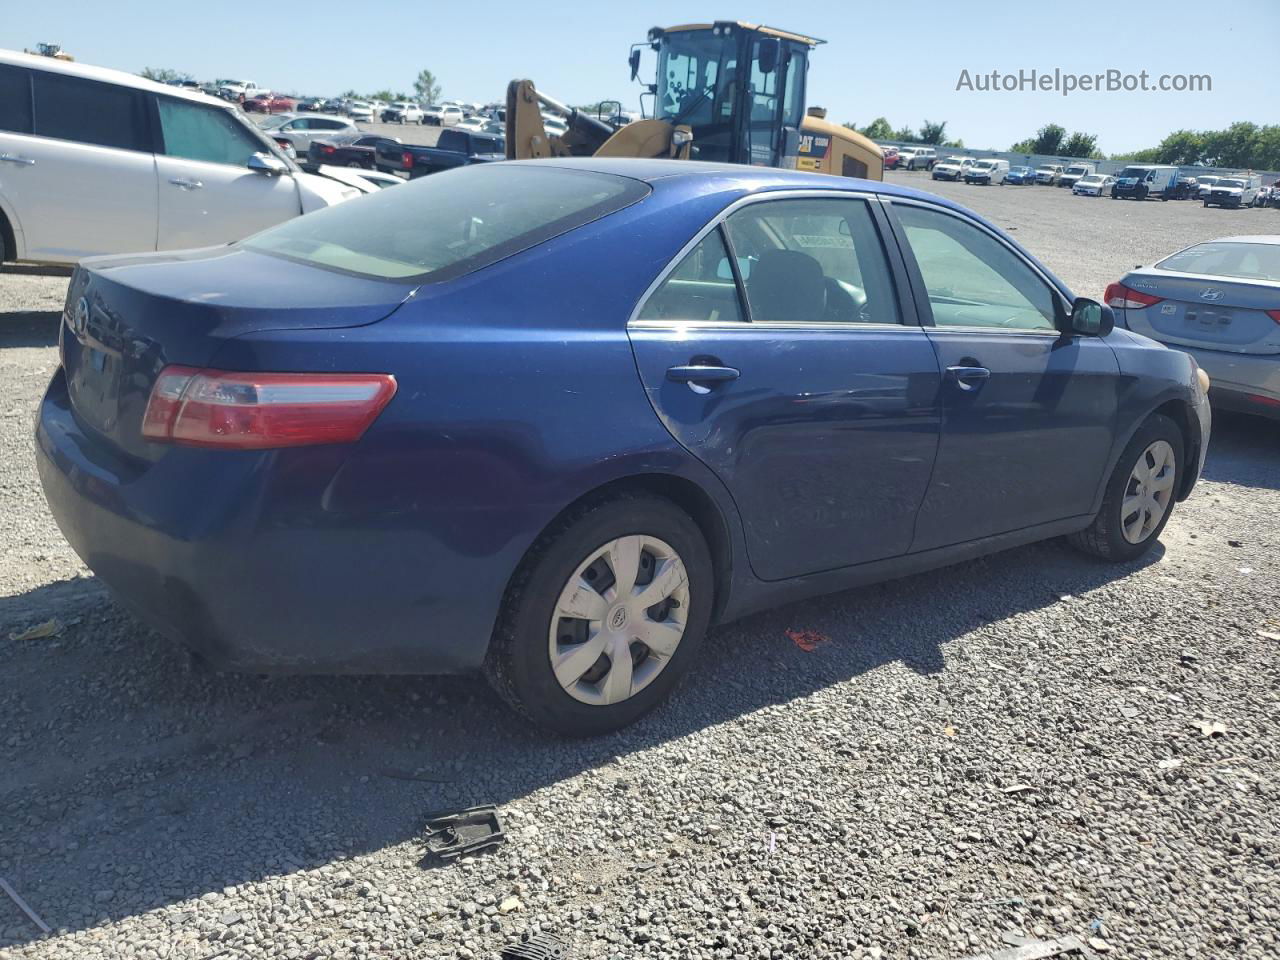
[0, 50, 358, 265]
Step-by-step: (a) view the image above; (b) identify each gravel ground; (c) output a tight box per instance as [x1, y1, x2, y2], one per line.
[1, 177, 1278, 960]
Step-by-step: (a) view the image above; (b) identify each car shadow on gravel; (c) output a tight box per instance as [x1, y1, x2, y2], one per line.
[0, 535, 1163, 947]
[0, 310, 62, 349]
[1201, 411, 1280, 489]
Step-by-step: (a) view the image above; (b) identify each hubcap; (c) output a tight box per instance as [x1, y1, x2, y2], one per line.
[548, 535, 690, 707]
[1121, 440, 1176, 544]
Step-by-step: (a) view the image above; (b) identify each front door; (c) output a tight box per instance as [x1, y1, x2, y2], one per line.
[888, 200, 1119, 551]
[628, 195, 941, 581]
[154, 96, 302, 250]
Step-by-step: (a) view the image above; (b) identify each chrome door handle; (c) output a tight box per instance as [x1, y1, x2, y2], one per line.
[667, 364, 740, 383]
[168, 177, 203, 189]
[945, 365, 990, 391]
[0, 153, 35, 165]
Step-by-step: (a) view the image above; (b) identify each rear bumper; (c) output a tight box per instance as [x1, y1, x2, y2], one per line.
[1182, 347, 1280, 419]
[35, 369, 502, 674]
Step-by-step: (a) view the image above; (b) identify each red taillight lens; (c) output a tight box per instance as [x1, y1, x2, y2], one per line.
[1266, 309, 1280, 325]
[321, 144, 336, 155]
[142, 367, 396, 449]
[1104, 282, 1163, 309]
[402, 151, 413, 170]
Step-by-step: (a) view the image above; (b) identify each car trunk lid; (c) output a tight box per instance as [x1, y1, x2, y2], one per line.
[60, 246, 416, 461]
[1121, 270, 1280, 356]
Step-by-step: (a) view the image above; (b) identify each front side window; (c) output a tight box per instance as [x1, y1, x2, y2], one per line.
[244, 164, 649, 281]
[32, 71, 149, 151]
[895, 204, 1059, 331]
[0, 64, 33, 134]
[157, 98, 268, 166]
[639, 229, 743, 323]
[724, 198, 901, 325]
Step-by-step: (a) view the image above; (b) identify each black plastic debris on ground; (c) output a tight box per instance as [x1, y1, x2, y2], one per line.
[957, 935, 1102, 960]
[501, 932, 570, 960]
[423, 804, 505, 860]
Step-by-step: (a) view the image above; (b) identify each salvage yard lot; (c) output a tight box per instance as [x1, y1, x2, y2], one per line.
[1, 176, 1278, 960]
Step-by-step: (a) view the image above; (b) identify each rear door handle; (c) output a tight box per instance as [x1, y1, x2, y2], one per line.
[168, 177, 203, 189]
[667, 364, 740, 383]
[945, 365, 990, 391]
[0, 153, 35, 166]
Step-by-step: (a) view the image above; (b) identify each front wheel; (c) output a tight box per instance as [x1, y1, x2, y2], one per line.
[1068, 415, 1182, 562]
[484, 495, 714, 736]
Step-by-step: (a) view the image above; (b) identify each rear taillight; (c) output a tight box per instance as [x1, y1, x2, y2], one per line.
[1104, 282, 1163, 309]
[142, 367, 396, 449]
[321, 144, 336, 155]
[402, 151, 413, 170]
[1266, 309, 1280, 325]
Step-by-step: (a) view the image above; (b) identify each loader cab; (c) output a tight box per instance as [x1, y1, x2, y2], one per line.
[648, 22, 819, 169]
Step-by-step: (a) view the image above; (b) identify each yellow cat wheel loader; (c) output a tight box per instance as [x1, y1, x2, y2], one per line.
[505, 21, 882, 180]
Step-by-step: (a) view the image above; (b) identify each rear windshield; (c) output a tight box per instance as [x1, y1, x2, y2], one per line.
[1156, 242, 1280, 282]
[244, 164, 649, 281]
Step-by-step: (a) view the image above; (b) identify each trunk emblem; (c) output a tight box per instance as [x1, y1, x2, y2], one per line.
[72, 297, 90, 337]
[1198, 288, 1224, 302]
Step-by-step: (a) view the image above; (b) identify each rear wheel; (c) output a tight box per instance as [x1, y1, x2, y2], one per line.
[1068, 414, 1182, 562]
[484, 495, 714, 736]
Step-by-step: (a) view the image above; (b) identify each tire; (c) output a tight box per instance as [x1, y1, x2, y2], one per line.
[484, 495, 715, 736]
[1068, 414, 1183, 562]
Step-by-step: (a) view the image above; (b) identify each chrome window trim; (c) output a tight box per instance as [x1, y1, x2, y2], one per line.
[626, 188, 890, 329]
[629, 319, 916, 333]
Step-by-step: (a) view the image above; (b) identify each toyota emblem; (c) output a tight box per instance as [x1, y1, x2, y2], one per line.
[1198, 287, 1225, 302]
[72, 297, 90, 337]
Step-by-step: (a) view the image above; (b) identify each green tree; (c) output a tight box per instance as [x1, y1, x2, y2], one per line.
[1062, 131, 1101, 159]
[893, 125, 916, 142]
[140, 66, 191, 85]
[858, 117, 895, 140]
[1011, 123, 1066, 155]
[414, 69, 442, 104]
[1109, 148, 1160, 163]
[1153, 129, 1205, 165]
[918, 120, 947, 145]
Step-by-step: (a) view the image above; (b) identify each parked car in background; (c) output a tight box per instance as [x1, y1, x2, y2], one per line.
[1073, 174, 1117, 197]
[1107, 235, 1279, 419]
[381, 101, 424, 124]
[1059, 162, 1097, 189]
[963, 158, 1009, 185]
[243, 93, 295, 114]
[307, 133, 399, 170]
[312, 164, 405, 194]
[259, 113, 359, 153]
[542, 115, 569, 137]
[346, 101, 374, 121]
[423, 104, 464, 126]
[218, 79, 260, 102]
[882, 146, 899, 169]
[455, 116, 505, 136]
[1112, 165, 1179, 201]
[1204, 176, 1260, 208]
[0, 50, 357, 265]
[1194, 176, 1221, 200]
[35, 159, 1210, 735]
[1005, 165, 1037, 185]
[904, 146, 936, 170]
[295, 98, 326, 112]
[931, 155, 974, 181]
[1035, 164, 1065, 185]
[375, 127, 505, 178]
[1173, 176, 1199, 200]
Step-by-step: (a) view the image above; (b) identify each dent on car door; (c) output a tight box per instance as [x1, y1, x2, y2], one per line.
[627, 195, 942, 582]
[1, 66, 158, 262]
[153, 97, 303, 250]
[887, 200, 1120, 551]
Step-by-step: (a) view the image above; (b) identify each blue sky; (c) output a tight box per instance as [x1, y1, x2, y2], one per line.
[6, 0, 1275, 153]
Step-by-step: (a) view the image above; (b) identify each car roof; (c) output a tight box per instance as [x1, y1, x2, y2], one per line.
[0, 47, 229, 108]
[1201, 235, 1280, 246]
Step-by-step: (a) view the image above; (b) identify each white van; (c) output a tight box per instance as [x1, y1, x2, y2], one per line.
[963, 158, 1009, 185]
[0, 50, 357, 265]
[1058, 162, 1097, 189]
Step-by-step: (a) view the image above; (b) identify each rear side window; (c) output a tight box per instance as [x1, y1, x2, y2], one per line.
[157, 98, 267, 166]
[438, 130, 466, 150]
[0, 64, 33, 134]
[639, 229, 744, 323]
[244, 164, 650, 281]
[32, 71, 149, 151]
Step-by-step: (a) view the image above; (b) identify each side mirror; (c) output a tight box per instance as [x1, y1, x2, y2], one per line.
[248, 152, 288, 175]
[1070, 297, 1114, 337]
[629, 48, 642, 82]
[757, 38, 780, 74]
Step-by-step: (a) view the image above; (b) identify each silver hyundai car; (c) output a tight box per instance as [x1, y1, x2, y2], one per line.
[1107, 236, 1280, 419]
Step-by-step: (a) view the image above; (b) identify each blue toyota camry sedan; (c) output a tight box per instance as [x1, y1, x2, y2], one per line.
[37, 159, 1210, 735]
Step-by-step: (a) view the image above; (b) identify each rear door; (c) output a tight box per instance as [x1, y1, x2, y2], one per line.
[1, 66, 158, 262]
[628, 193, 942, 581]
[887, 199, 1119, 550]
[154, 96, 303, 250]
